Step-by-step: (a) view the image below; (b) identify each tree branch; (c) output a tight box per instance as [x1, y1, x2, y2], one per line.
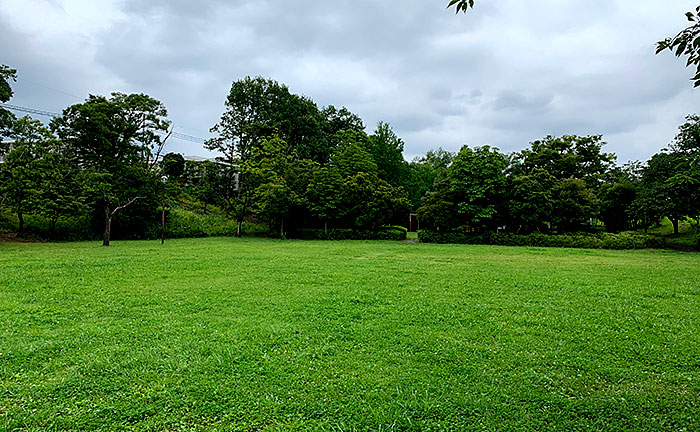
[149, 126, 172, 170]
[110, 196, 145, 218]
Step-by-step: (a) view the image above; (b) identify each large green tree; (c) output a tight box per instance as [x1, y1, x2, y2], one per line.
[207, 76, 329, 234]
[449, 145, 508, 230]
[640, 152, 694, 235]
[52, 93, 171, 245]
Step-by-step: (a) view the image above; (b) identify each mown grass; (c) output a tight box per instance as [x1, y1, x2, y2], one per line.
[0, 238, 698, 431]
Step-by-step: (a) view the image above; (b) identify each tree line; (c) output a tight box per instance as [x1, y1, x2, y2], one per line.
[1, 68, 698, 244]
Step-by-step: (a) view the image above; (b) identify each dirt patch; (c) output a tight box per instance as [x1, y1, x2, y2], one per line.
[0, 233, 47, 243]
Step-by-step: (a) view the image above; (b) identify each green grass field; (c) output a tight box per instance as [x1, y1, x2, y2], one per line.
[1, 238, 699, 431]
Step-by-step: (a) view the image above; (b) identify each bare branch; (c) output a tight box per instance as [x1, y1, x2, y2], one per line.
[110, 196, 145, 218]
[149, 126, 172, 170]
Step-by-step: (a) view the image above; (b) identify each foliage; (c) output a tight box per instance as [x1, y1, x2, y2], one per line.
[598, 180, 637, 233]
[510, 134, 616, 188]
[182, 160, 225, 211]
[418, 230, 665, 250]
[331, 130, 377, 177]
[416, 178, 458, 231]
[162, 152, 185, 180]
[0, 117, 63, 235]
[657, 6, 700, 87]
[293, 226, 407, 241]
[164, 207, 240, 238]
[507, 169, 555, 233]
[306, 166, 343, 229]
[407, 148, 454, 208]
[51, 93, 170, 245]
[447, 0, 475, 13]
[640, 152, 695, 235]
[341, 172, 410, 230]
[321, 105, 365, 136]
[0, 64, 17, 143]
[449, 145, 507, 229]
[0, 210, 94, 241]
[367, 122, 409, 188]
[551, 178, 598, 232]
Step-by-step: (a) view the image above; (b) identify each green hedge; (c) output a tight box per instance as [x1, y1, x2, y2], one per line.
[418, 230, 666, 250]
[293, 227, 407, 241]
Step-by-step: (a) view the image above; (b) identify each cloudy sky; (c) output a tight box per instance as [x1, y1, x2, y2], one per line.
[1, 0, 698, 162]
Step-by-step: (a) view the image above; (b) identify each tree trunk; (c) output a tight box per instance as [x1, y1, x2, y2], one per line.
[236, 220, 242, 237]
[17, 210, 24, 237]
[324, 220, 328, 233]
[103, 207, 112, 246]
[671, 218, 680, 235]
[280, 218, 284, 238]
[50, 218, 57, 239]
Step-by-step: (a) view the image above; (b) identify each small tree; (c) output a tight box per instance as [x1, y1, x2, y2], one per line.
[306, 166, 343, 232]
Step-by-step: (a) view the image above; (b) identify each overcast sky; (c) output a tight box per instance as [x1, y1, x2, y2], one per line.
[1, 0, 698, 162]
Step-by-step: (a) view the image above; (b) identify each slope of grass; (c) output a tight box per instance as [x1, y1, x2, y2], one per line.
[649, 217, 699, 249]
[1, 238, 698, 431]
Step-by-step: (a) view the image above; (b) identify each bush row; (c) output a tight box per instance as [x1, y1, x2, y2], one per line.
[292, 226, 407, 241]
[0, 211, 95, 241]
[418, 230, 666, 250]
[0, 208, 270, 241]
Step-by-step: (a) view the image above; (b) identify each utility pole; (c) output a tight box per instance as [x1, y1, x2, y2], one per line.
[161, 175, 167, 244]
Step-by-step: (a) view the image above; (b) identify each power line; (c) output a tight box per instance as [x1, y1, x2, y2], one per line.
[171, 131, 207, 144]
[1, 103, 59, 118]
[16, 77, 82, 100]
[0, 103, 209, 144]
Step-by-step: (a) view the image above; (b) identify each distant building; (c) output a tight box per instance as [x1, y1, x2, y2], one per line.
[183, 155, 220, 163]
[0, 140, 14, 163]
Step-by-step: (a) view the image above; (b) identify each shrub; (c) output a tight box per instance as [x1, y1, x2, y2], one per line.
[164, 208, 239, 238]
[0, 211, 95, 241]
[418, 230, 665, 250]
[292, 226, 407, 241]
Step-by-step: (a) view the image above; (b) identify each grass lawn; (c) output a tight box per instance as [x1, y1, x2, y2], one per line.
[0, 238, 699, 431]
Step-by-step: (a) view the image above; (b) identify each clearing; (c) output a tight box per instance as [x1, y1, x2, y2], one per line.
[0, 238, 698, 431]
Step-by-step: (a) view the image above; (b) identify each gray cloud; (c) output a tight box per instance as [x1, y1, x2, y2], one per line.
[1, 0, 698, 161]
